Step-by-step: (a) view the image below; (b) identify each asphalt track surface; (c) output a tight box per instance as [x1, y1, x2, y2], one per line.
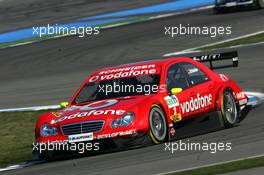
[0, 0, 169, 33]
[0, 5, 264, 175]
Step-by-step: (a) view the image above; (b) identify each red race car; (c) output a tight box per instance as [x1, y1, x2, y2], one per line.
[34, 51, 250, 158]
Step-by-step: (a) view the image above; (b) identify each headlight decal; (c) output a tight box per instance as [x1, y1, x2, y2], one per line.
[110, 112, 135, 128]
[40, 123, 58, 137]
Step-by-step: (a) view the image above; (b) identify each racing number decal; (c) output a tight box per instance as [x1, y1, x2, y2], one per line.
[164, 95, 182, 122]
[80, 99, 118, 110]
[65, 99, 118, 111]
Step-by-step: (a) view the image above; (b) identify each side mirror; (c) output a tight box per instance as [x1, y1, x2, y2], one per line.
[60, 102, 69, 108]
[171, 88, 183, 95]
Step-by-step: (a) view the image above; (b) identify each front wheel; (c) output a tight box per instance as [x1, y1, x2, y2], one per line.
[221, 90, 239, 128]
[213, 7, 226, 14]
[32, 149, 54, 161]
[148, 105, 168, 144]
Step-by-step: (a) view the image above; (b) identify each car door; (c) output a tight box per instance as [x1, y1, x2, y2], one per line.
[179, 62, 214, 118]
[165, 63, 191, 121]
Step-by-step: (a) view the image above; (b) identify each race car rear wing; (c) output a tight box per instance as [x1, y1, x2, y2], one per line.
[191, 51, 238, 70]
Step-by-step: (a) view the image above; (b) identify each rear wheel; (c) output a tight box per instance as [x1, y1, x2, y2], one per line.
[257, 0, 264, 8]
[148, 105, 167, 144]
[221, 90, 238, 127]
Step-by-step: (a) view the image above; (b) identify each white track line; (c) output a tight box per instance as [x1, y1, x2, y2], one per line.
[163, 30, 264, 57]
[0, 164, 25, 172]
[157, 153, 264, 175]
[0, 161, 41, 172]
[0, 105, 60, 112]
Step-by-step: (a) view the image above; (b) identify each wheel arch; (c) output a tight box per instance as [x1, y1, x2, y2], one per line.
[215, 85, 238, 111]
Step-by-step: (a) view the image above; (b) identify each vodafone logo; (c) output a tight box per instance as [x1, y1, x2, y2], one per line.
[180, 93, 212, 114]
[88, 64, 158, 82]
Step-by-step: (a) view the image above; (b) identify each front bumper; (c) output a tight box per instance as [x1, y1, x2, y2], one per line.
[216, 0, 254, 7]
[33, 129, 147, 157]
[36, 127, 141, 142]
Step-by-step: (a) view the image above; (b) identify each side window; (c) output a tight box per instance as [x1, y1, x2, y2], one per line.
[166, 63, 189, 91]
[180, 62, 209, 86]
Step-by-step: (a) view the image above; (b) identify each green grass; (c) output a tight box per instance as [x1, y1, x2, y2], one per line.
[200, 33, 264, 50]
[168, 156, 264, 175]
[0, 111, 51, 167]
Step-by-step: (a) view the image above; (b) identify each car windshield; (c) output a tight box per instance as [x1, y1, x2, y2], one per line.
[74, 74, 160, 104]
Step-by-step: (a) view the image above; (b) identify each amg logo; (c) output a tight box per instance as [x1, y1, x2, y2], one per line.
[181, 93, 212, 114]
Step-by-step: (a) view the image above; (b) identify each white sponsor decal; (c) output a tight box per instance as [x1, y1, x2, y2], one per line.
[239, 99, 247, 105]
[89, 69, 157, 82]
[68, 133, 93, 143]
[80, 99, 118, 110]
[99, 64, 156, 74]
[220, 74, 228, 82]
[96, 129, 137, 139]
[236, 92, 247, 105]
[164, 95, 179, 108]
[51, 109, 126, 124]
[187, 68, 199, 74]
[193, 54, 221, 62]
[236, 92, 246, 99]
[89, 64, 157, 82]
[180, 93, 212, 114]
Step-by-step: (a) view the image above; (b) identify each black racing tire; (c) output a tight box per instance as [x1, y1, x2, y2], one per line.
[33, 149, 54, 161]
[148, 105, 168, 144]
[213, 7, 226, 14]
[221, 90, 239, 128]
[257, 0, 264, 8]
